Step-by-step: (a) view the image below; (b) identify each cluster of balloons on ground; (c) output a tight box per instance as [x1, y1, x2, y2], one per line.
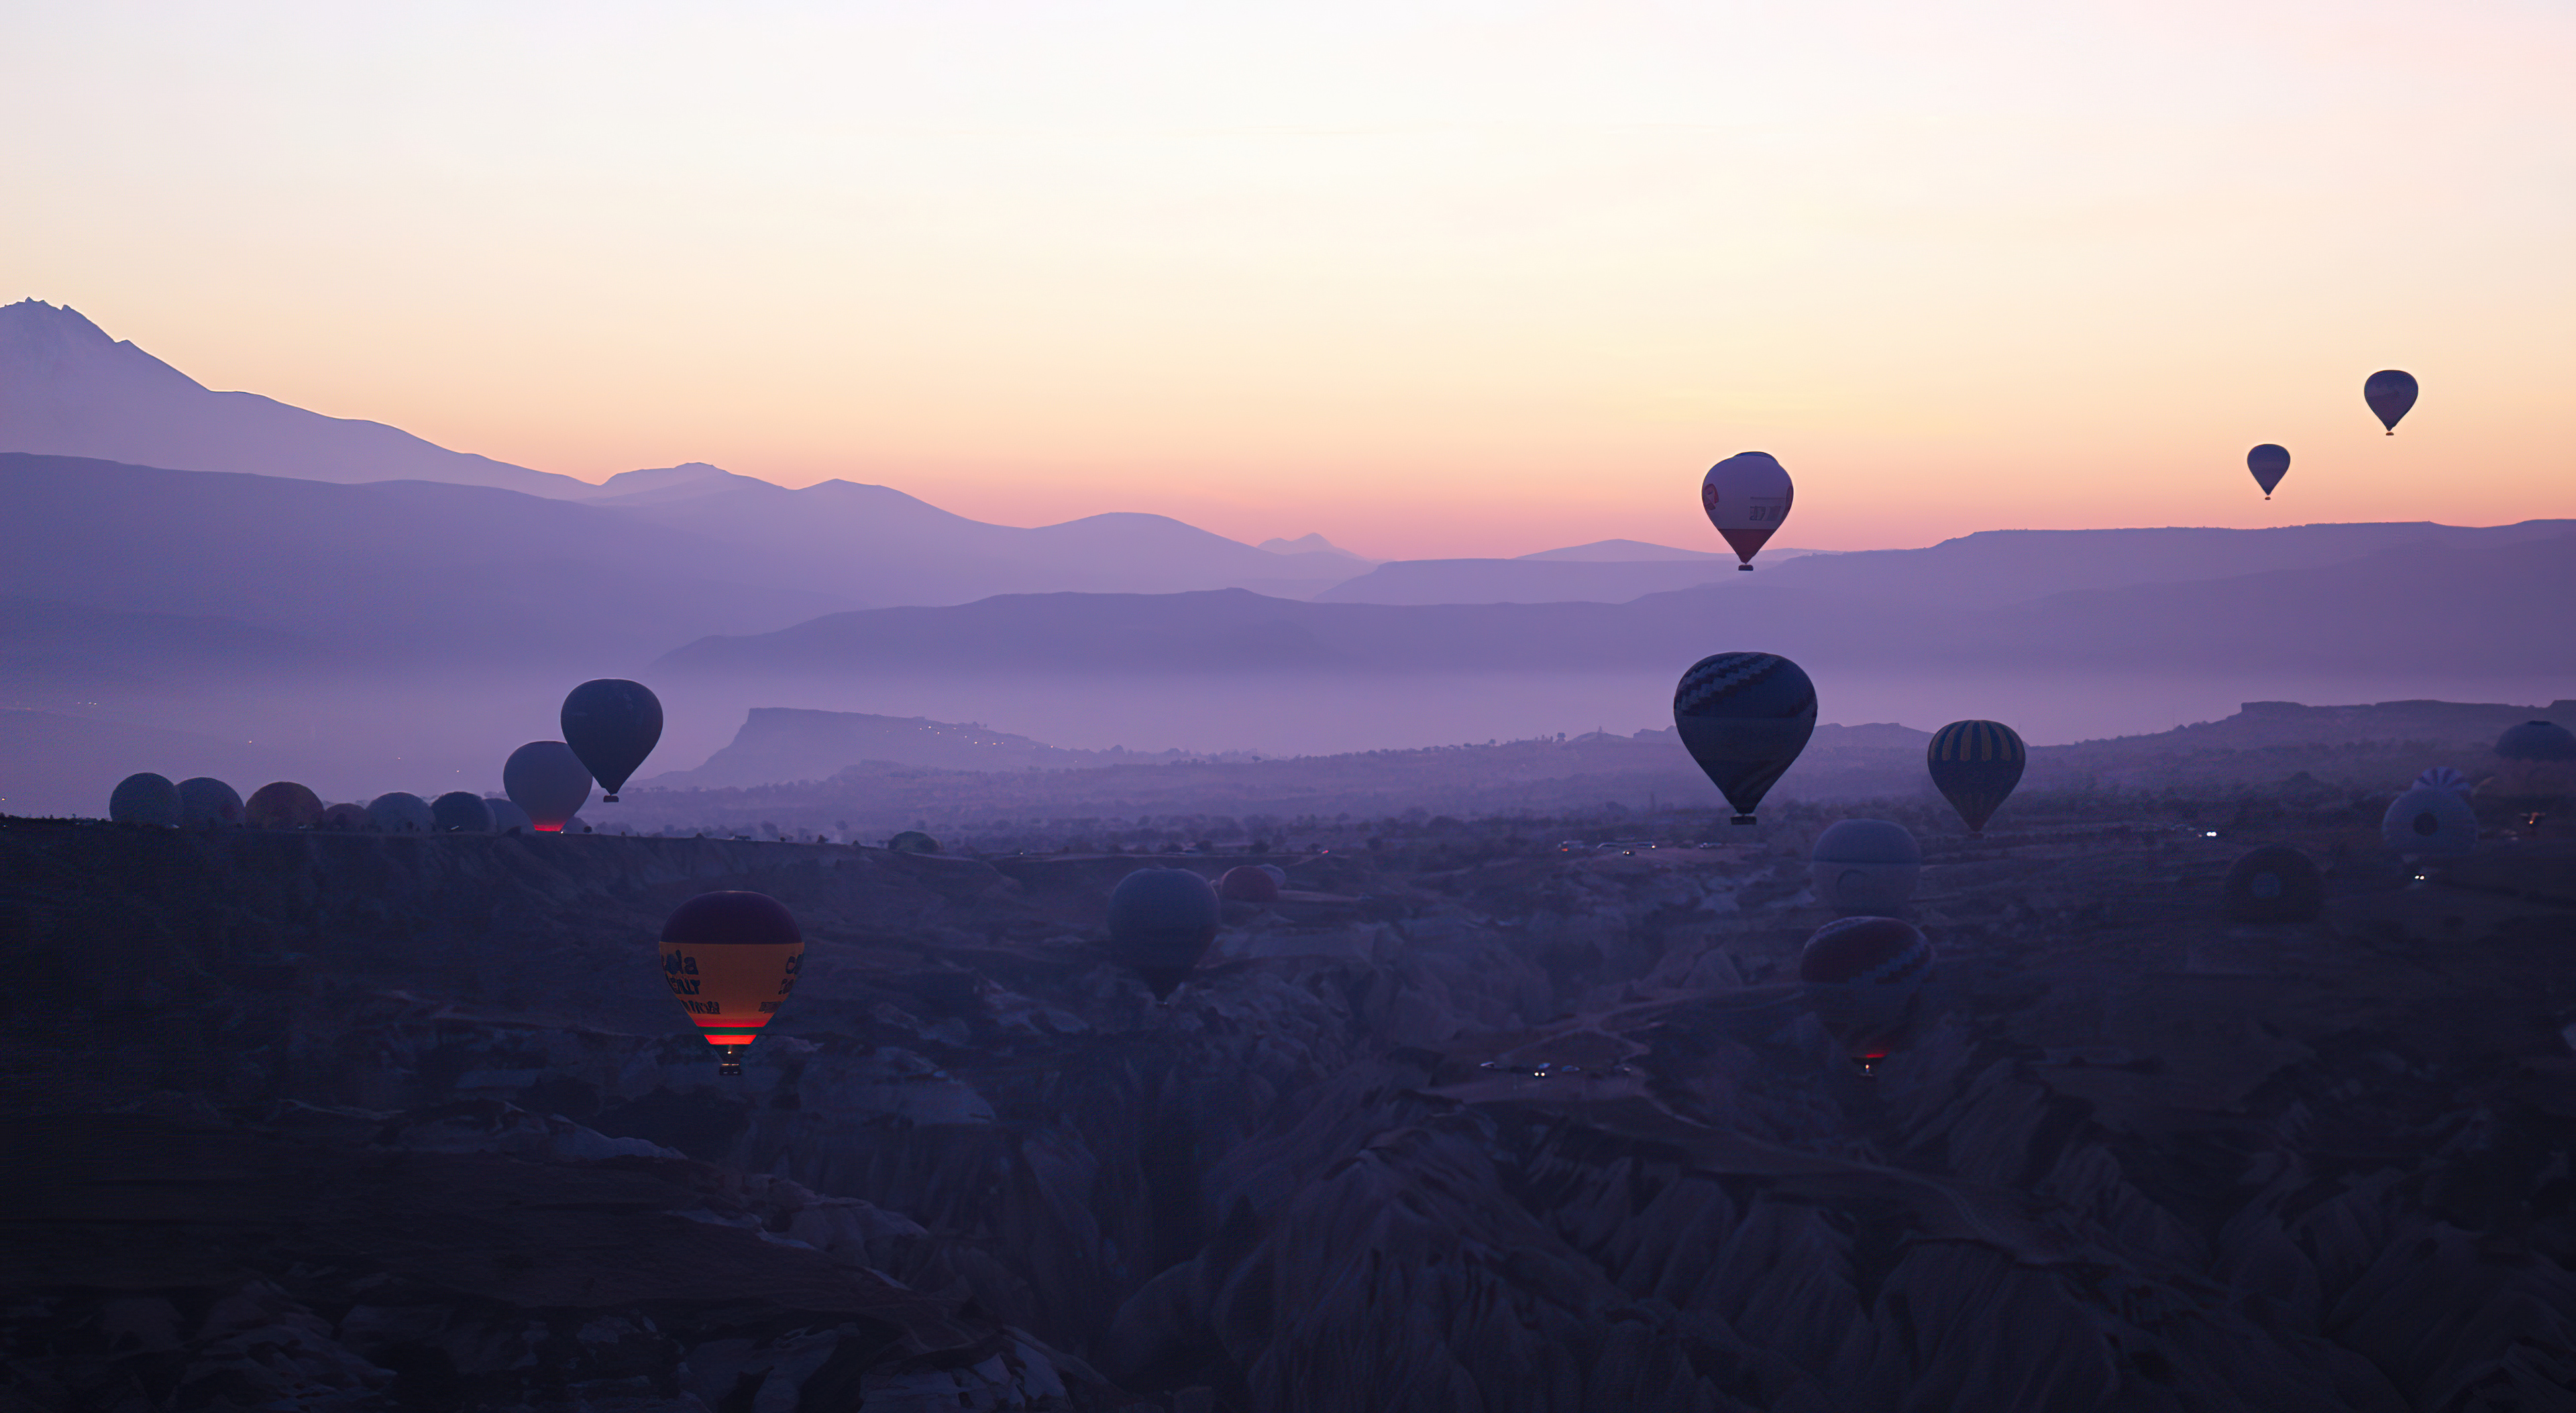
[104, 678, 665, 837]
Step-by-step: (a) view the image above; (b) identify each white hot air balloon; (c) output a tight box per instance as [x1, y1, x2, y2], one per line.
[2381, 785, 2477, 858]
[1700, 452, 1794, 570]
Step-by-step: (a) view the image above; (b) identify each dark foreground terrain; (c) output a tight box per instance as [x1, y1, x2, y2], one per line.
[3, 806, 2573, 1412]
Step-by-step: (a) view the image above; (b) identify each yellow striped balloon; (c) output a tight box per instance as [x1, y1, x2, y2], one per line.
[1927, 719, 2026, 835]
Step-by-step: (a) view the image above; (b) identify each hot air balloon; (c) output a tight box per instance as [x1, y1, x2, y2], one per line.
[366, 792, 433, 833]
[1927, 720, 2026, 835]
[2483, 720, 2576, 835]
[109, 772, 182, 827]
[1108, 868, 1221, 1001]
[1218, 864, 1281, 904]
[1798, 916, 1934, 1068]
[1700, 452, 1794, 570]
[502, 741, 592, 833]
[561, 679, 663, 802]
[2247, 444, 2290, 499]
[888, 830, 940, 855]
[1258, 863, 1289, 889]
[244, 782, 324, 830]
[2364, 370, 2418, 435]
[177, 778, 244, 829]
[2222, 845, 2322, 923]
[1673, 652, 1817, 824]
[2416, 766, 2471, 796]
[1809, 819, 1921, 912]
[431, 791, 494, 833]
[660, 890, 804, 1076]
[2381, 785, 2477, 857]
[484, 797, 532, 834]
[320, 802, 370, 831]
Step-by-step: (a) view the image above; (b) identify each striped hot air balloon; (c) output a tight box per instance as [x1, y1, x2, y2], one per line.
[1672, 652, 1817, 824]
[1926, 719, 2026, 835]
[2415, 766, 2471, 796]
[1799, 916, 1935, 1067]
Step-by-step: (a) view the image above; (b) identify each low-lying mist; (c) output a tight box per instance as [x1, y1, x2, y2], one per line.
[9, 662, 2569, 820]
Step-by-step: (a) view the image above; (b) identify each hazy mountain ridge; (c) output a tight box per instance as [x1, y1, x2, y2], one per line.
[0, 299, 596, 499]
[647, 706, 1208, 788]
[603, 696, 2565, 836]
[655, 524, 2576, 680]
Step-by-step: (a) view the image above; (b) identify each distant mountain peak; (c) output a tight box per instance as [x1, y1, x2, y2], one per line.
[584, 462, 777, 502]
[1259, 533, 1373, 563]
[0, 300, 593, 499]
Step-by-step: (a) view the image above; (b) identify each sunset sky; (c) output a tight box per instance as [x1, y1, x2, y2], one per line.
[7, 1, 2571, 560]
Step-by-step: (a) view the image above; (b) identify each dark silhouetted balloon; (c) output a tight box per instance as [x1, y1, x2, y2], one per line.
[561, 679, 663, 802]
[1700, 452, 1794, 570]
[484, 797, 531, 834]
[366, 792, 433, 833]
[2485, 721, 2576, 835]
[661, 890, 804, 1076]
[1258, 863, 1289, 889]
[1218, 864, 1281, 904]
[177, 777, 244, 829]
[2247, 443, 2290, 499]
[888, 830, 940, 854]
[245, 782, 324, 830]
[1927, 720, 2026, 835]
[320, 802, 370, 831]
[109, 772, 182, 827]
[1809, 819, 1921, 912]
[1108, 868, 1222, 1001]
[431, 791, 494, 833]
[2381, 785, 2477, 857]
[2222, 845, 2322, 923]
[503, 741, 592, 833]
[1673, 653, 1816, 823]
[2363, 370, 2417, 434]
[1799, 916, 1935, 1065]
[2497, 720, 2576, 762]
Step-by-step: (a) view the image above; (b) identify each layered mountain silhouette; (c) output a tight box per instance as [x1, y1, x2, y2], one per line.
[0, 299, 594, 498]
[657, 524, 2576, 680]
[647, 706, 1205, 788]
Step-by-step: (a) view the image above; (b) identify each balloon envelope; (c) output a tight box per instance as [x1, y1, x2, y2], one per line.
[431, 791, 494, 833]
[503, 741, 592, 832]
[484, 797, 532, 834]
[1809, 819, 1921, 912]
[176, 778, 244, 829]
[1673, 653, 1817, 822]
[2496, 721, 2576, 762]
[1799, 916, 1934, 1061]
[2381, 786, 2477, 857]
[244, 782, 324, 830]
[1258, 863, 1289, 888]
[366, 792, 433, 833]
[2221, 845, 2322, 923]
[889, 831, 940, 855]
[1699, 452, 1794, 568]
[661, 891, 804, 1073]
[1108, 868, 1222, 1000]
[320, 802, 370, 831]
[561, 679, 663, 801]
[1218, 864, 1281, 903]
[2247, 443, 2290, 498]
[109, 772, 182, 827]
[1927, 721, 2026, 834]
[2363, 370, 2418, 433]
[2416, 766, 2471, 796]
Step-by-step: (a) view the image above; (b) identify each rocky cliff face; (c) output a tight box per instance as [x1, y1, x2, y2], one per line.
[4, 817, 2572, 1410]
